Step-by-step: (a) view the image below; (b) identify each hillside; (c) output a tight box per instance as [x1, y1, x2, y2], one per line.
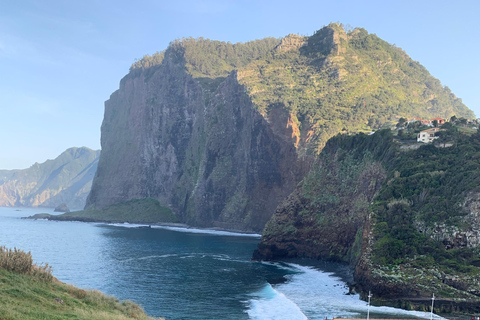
[0, 147, 100, 209]
[85, 23, 474, 231]
[254, 128, 480, 312]
[131, 23, 474, 155]
[0, 246, 159, 320]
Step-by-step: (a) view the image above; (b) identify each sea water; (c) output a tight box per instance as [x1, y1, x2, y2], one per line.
[0, 207, 441, 320]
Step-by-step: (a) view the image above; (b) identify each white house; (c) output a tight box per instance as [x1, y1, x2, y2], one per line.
[417, 128, 441, 143]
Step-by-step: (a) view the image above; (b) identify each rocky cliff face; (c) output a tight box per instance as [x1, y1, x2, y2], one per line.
[254, 130, 480, 311]
[0, 147, 100, 209]
[86, 49, 302, 231]
[253, 150, 386, 263]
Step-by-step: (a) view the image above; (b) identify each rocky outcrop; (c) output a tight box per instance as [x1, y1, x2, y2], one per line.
[0, 147, 100, 209]
[274, 34, 306, 53]
[86, 49, 302, 231]
[253, 137, 388, 263]
[54, 203, 70, 213]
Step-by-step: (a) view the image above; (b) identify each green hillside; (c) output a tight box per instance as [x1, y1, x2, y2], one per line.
[130, 23, 474, 155]
[255, 126, 480, 311]
[0, 246, 160, 320]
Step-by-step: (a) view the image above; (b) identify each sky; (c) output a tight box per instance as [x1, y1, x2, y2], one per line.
[1, 0, 479, 170]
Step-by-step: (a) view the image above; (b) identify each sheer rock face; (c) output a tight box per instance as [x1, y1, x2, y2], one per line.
[86, 53, 302, 232]
[253, 153, 386, 262]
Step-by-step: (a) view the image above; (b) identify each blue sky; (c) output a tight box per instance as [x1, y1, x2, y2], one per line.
[1, 0, 479, 169]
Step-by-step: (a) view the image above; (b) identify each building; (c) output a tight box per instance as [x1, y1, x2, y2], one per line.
[407, 117, 432, 126]
[431, 117, 446, 126]
[417, 127, 442, 143]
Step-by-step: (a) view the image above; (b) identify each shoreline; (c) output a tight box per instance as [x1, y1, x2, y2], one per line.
[23, 212, 262, 237]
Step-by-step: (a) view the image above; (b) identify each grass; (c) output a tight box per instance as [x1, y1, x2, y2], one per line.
[32, 198, 179, 224]
[0, 246, 162, 320]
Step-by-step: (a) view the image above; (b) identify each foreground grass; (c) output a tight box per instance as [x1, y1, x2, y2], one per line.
[0, 247, 162, 320]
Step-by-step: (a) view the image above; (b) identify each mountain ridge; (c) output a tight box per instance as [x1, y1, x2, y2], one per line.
[0, 147, 100, 209]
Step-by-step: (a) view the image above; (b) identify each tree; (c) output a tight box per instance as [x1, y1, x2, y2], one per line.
[432, 119, 438, 127]
[434, 123, 458, 147]
[396, 117, 407, 128]
[450, 115, 457, 123]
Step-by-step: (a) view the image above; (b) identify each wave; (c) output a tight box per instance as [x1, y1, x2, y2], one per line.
[247, 283, 308, 320]
[247, 263, 445, 320]
[118, 254, 179, 263]
[152, 225, 261, 238]
[103, 222, 261, 238]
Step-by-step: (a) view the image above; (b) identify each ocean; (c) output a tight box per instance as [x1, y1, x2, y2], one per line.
[0, 207, 440, 320]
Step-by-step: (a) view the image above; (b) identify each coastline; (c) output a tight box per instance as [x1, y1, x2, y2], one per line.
[23, 212, 262, 237]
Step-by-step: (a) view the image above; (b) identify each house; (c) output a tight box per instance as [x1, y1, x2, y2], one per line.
[431, 117, 446, 126]
[407, 117, 432, 126]
[417, 127, 442, 143]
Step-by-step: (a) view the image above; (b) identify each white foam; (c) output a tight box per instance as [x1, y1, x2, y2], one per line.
[248, 263, 445, 320]
[103, 222, 148, 228]
[151, 225, 261, 238]
[118, 254, 178, 263]
[247, 283, 308, 320]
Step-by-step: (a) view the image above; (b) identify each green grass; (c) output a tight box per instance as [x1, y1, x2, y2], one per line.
[48, 198, 178, 224]
[0, 247, 161, 320]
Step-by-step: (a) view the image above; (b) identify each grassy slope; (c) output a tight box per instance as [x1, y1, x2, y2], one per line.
[47, 198, 178, 224]
[0, 247, 161, 320]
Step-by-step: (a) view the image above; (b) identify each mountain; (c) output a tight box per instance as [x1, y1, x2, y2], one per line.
[253, 129, 480, 311]
[85, 23, 474, 231]
[0, 147, 100, 209]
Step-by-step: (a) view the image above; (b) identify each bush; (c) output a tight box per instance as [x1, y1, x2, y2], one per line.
[0, 246, 33, 274]
[0, 246, 53, 282]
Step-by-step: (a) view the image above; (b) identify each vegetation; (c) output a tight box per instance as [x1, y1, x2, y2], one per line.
[318, 125, 480, 296]
[129, 23, 474, 156]
[371, 128, 480, 273]
[0, 246, 159, 320]
[30, 198, 178, 224]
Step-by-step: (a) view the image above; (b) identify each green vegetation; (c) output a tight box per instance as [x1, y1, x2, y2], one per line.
[371, 129, 480, 274]
[0, 246, 159, 320]
[130, 23, 474, 155]
[44, 198, 178, 224]
[319, 126, 480, 298]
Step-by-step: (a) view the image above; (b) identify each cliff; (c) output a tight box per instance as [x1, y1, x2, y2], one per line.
[254, 129, 480, 312]
[86, 23, 474, 231]
[0, 147, 100, 209]
[86, 50, 301, 231]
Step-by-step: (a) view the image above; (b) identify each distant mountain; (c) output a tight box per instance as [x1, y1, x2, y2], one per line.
[0, 147, 100, 209]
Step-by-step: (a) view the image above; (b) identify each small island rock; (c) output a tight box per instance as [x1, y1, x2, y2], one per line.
[54, 203, 70, 213]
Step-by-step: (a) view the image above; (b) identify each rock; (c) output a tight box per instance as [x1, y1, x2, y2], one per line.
[54, 203, 70, 213]
[86, 54, 303, 232]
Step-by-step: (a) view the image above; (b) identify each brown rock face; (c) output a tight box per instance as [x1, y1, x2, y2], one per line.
[86, 49, 303, 231]
[254, 147, 387, 262]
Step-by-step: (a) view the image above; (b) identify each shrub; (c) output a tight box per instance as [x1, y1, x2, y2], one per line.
[0, 246, 53, 281]
[0, 246, 33, 274]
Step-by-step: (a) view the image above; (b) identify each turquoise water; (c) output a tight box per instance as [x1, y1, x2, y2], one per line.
[0, 207, 439, 320]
